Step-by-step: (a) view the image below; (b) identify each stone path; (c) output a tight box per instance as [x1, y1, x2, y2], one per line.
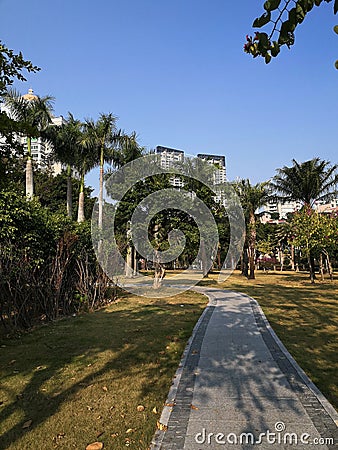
[151, 288, 338, 449]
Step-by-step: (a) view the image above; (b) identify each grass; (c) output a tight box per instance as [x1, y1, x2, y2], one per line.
[0, 270, 337, 449]
[200, 270, 338, 410]
[0, 290, 207, 449]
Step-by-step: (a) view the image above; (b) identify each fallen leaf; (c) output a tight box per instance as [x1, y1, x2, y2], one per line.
[8, 359, 16, 365]
[22, 420, 32, 429]
[102, 386, 108, 392]
[86, 442, 104, 450]
[164, 403, 174, 407]
[126, 428, 134, 434]
[111, 433, 119, 438]
[137, 405, 145, 412]
[96, 431, 104, 438]
[152, 407, 158, 414]
[156, 421, 168, 431]
[191, 404, 199, 410]
[191, 349, 198, 355]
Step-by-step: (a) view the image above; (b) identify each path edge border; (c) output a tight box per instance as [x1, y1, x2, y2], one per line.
[245, 293, 338, 427]
[150, 287, 214, 449]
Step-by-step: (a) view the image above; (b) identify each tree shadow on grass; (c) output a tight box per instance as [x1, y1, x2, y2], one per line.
[0, 296, 206, 449]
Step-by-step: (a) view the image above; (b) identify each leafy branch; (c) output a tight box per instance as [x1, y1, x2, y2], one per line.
[0, 40, 40, 96]
[244, 0, 338, 67]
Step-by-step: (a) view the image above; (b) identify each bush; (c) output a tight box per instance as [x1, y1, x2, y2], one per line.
[0, 190, 111, 331]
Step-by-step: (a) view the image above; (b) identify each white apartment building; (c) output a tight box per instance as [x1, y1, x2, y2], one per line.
[155, 145, 185, 187]
[261, 197, 338, 223]
[155, 146, 228, 204]
[313, 199, 338, 215]
[0, 88, 66, 173]
[263, 199, 302, 220]
[197, 153, 227, 185]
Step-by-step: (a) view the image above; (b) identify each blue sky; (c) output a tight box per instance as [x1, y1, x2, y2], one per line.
[2, 0, 338, 191]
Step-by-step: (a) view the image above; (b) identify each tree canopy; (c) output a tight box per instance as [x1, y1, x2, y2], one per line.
[271, 157, 338, 206]
[245, 0, 338, 67]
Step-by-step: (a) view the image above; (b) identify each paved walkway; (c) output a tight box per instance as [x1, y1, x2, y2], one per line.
[151, 288, 338, 449]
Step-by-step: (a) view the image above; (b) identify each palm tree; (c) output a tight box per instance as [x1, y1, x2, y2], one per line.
[83, 113, 120, 229]
[234, 179, 271, 279]
[43, 113, 82, 218]
[271, 158, 338, 207]
[118, 131, 144, 166]
[4, 88, 54, 198]
[76, 129, 97, 223]
[272, 158, 338, 279]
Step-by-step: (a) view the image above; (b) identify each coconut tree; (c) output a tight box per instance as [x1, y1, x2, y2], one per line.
[271, 158, 338, 207]
[234, 179, 271, 279]
[43, 113, 82, 218]
[118, 131, 144, 166]
[4, 88, 54, 198]
[272, 158, 338, 278]
[83, 113, 121, 230]
[75, 129, 97, 223]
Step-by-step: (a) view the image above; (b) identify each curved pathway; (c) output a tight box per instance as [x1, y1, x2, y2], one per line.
[151, 288, 337, 449]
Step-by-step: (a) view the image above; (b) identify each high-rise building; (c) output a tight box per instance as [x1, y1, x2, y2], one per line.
[155, 145, 185, 187]
[197, 154, 226, 184]
[0, 88, 66, 173]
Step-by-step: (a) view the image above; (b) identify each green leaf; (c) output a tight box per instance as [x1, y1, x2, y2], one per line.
[264, 0, 281, 11]
[296, 4, 306, 23]
[298, 0, 314, 13]
[257, 32, 270, 54]
[252, 12, 271, 28]
[265, 53, 272, 64]
[270, 41, 280, 57]
[334, 24, 338, 34]
[288, 7, 297, 25]
[278, 20, 295, 45]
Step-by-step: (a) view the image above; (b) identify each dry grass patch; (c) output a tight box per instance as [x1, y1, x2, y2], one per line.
[0, 291, 207, 449]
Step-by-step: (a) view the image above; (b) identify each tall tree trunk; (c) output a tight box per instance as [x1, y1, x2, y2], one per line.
[133, 247, 138, 276]
[290, 244, 295, 271]
[307, 250, 315, 284]
[125, 244, 133, 278]
[153, 251, 165, 289]
[310, 254, 316, 280]
[241, 249, 249, 277]
[25, 136, 34, 199]
[323, 250, 333, 281]
[98, 147, 104, 230]
[319, 252, 325, 281]
[66, 164, 73, 218]
[77, 171, 85, 223]
[200, 239, 208, 278]
[248, 212, 256, 279]
[153, 224, 165, 289]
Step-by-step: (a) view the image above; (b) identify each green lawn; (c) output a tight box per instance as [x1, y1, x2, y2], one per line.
[0, 271, 337, 449]
[0, 291, 207, 449]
